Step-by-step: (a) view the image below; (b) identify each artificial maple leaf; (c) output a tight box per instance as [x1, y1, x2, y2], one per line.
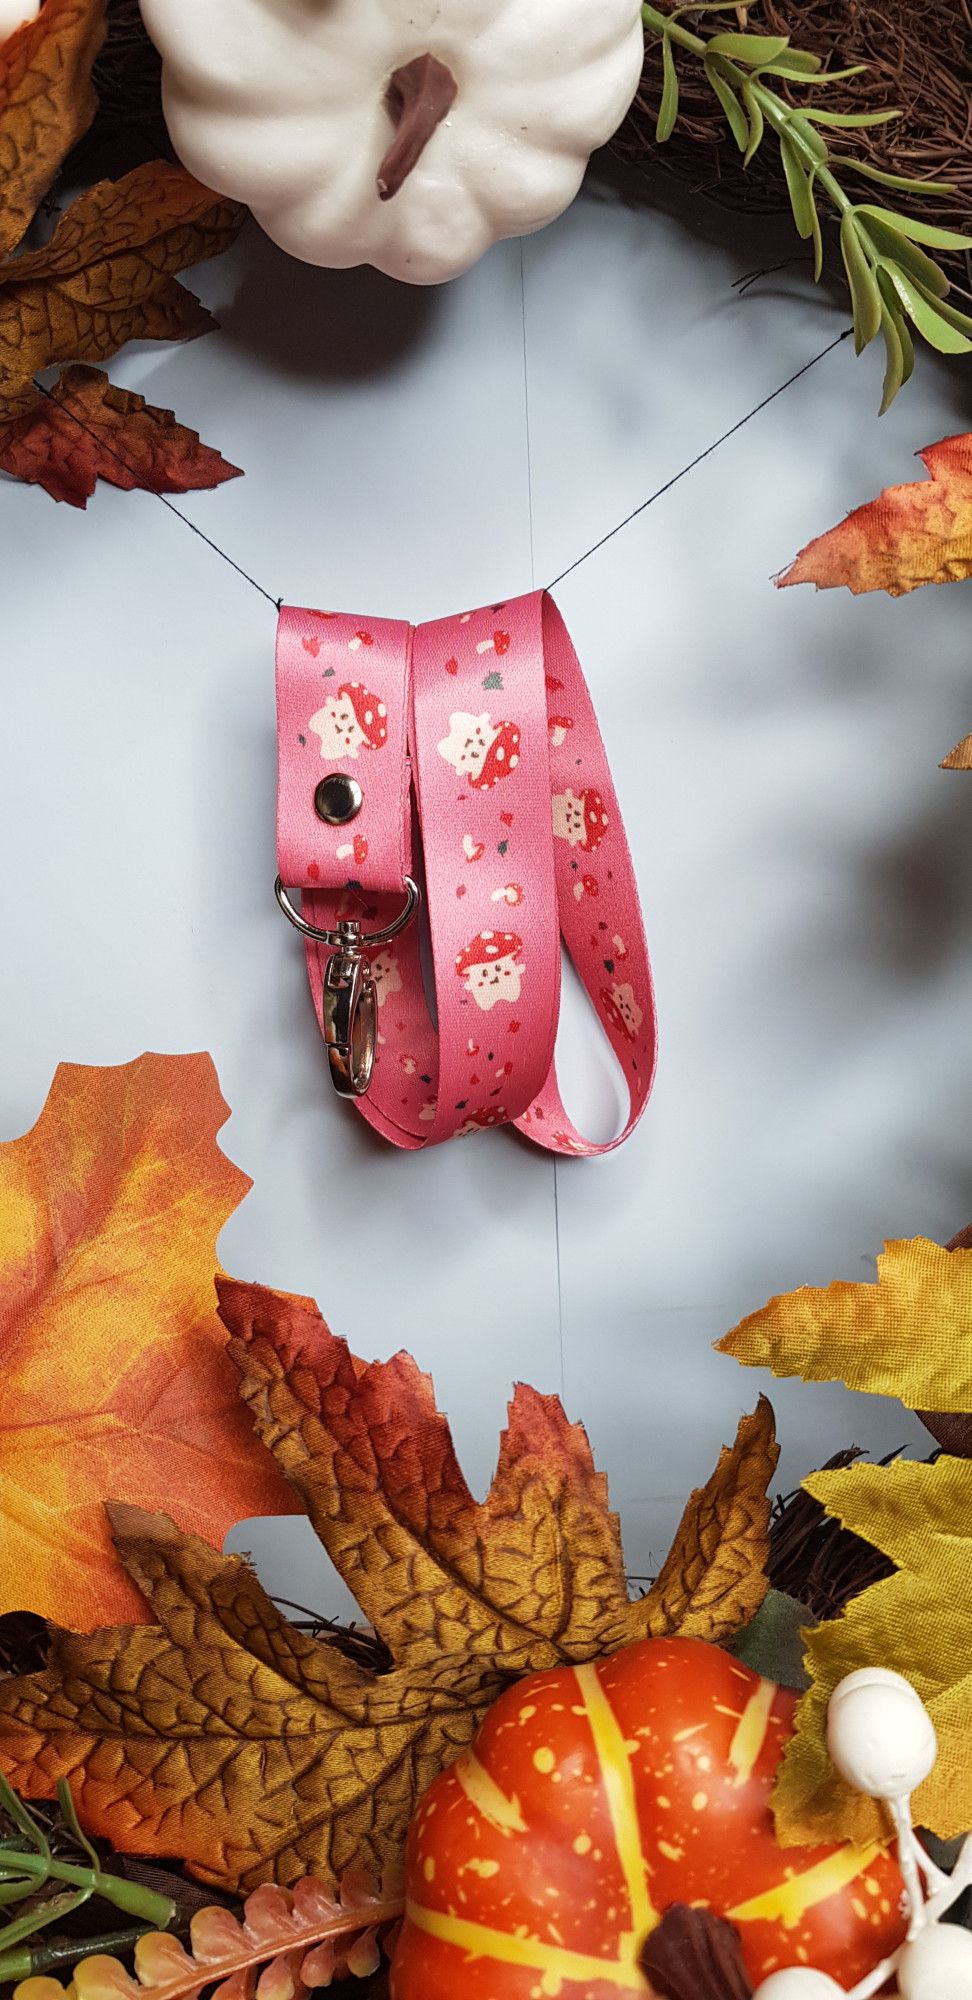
[0, 363, 243, 504]
[0, 160, 243, 416]
[941, 734, 972, 770]
[222, 1281, 779, 1673]
[0, 0, 106, 261]
[778, 433, 972, 596]
[0, 1280, 778, 1891]
[718, 1235, 972, 1418]
[771, 1455, 972, 1848]
[0, 1053, 297, 1630]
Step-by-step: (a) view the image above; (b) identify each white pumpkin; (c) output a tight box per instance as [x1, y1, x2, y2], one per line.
[136, 0, 645, 284]
[0, 0, 40, 39]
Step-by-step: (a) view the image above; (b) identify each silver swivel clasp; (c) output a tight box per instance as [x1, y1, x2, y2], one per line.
[274, 874, 419, 1099]
[320, 917, 378, 1098]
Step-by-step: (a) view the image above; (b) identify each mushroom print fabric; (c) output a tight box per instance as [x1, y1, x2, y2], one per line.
[391, 1638, 909, 1999]
[136, 0, 647, 283]
[275, 591, 657, 1152]
[309, 680, 389, 760]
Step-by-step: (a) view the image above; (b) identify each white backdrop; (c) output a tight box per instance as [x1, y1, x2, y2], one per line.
[3, 178, 971, 1621]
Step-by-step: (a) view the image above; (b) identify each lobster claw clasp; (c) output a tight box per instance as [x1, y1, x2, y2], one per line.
[322, 922, 378, 1099]
[273, 875, 420, 1101]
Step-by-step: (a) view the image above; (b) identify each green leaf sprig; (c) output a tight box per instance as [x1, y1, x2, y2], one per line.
[642, 2, 972, 408]
[0, 1773, 175, 1984]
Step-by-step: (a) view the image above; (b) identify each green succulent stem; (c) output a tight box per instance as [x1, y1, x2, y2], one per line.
[0, 1924, 155, 1986]
[0, 1774, 175, 1975]
[0, 1846, 175, 1927]
[640, 2, 972, 407]
[642, 2, 864, 221]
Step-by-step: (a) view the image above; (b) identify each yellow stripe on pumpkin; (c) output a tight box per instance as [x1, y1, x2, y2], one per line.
[454, 1751, 527, 1835]
[728, 1842, 888, 1931]
[404, 1901, 642, 1991]
[728, 1679, 775, 1786]
[573, 1663, 657, 1941]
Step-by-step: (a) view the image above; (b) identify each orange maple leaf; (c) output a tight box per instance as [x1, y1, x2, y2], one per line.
[0, 364, 243, 504]
[779, 433, 972, 597]
[0, 1053, 298, 1630]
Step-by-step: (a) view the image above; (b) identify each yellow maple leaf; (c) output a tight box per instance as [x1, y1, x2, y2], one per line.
[772, 1455, 972, 1848]
[0, 1276, 778, 1891]
[718, 1235, 972, 1415]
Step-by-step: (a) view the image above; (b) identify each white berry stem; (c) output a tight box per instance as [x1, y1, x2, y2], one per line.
[890, 1795, 929, 1937]
[844, 1954, 901, 1999]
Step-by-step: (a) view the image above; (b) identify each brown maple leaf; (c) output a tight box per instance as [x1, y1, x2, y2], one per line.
[0, 0, 243, 496]
[941, 734, 972, 771]
[0, 0, 106, 260]
[0, 160, 243, 417]
[0, 1279, 778, 1892]
[0, 363, 243, 504]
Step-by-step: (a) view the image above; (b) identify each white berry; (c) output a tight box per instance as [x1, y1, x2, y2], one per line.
[897, 1923, 972, 1998]
[827, 1669, 937, 1800]
[752, 1975, 846, 1999]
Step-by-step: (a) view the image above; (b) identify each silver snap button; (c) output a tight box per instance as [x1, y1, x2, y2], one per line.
[314, 774, 363, 825]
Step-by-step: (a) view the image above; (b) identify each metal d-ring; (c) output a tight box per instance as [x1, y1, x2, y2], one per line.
[273, 875, 419, 949]
[273, 876, 419, 1098]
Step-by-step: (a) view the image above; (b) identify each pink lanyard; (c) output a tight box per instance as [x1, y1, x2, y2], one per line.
[275, 591, 656, 1153]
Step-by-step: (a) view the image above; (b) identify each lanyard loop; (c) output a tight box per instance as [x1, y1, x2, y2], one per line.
[275, 592, 657, 1154]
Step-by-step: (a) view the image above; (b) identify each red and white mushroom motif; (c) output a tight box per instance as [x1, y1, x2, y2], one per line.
[369, 948, 402, 1006]
[474, 719, 520, 790]
[455, 931, 524, 1012]
[342, 681, 388, 748]
[548, 714, 573, 749]
[551, 785, 609, 851]
[602, 979, 643, 1042]
[458, 1105, 509, 1135]
[437, 711, 520, 788]
[308, 680, 388, 759]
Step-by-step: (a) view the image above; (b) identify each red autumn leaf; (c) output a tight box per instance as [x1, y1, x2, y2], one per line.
[778, 433, 972, 597]
[0, 363, 243, 503]
[0, 1053, 298, 1629]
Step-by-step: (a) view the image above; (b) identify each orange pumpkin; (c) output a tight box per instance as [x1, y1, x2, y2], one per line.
[391, 1637, 907, 1999]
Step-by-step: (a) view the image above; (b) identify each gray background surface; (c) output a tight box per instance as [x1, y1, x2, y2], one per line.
[3, 181, 971, 1618]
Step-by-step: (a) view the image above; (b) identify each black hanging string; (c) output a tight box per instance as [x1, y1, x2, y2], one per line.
[546, 325, 853, 589]
[32, 377, 282, 611]
[32, 322, 851, 612]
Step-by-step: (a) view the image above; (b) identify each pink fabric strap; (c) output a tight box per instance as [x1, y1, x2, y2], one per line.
[275, 592, 656, 1153]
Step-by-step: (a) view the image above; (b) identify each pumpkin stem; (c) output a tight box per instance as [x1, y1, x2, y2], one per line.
[378, 54, 458, 200]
